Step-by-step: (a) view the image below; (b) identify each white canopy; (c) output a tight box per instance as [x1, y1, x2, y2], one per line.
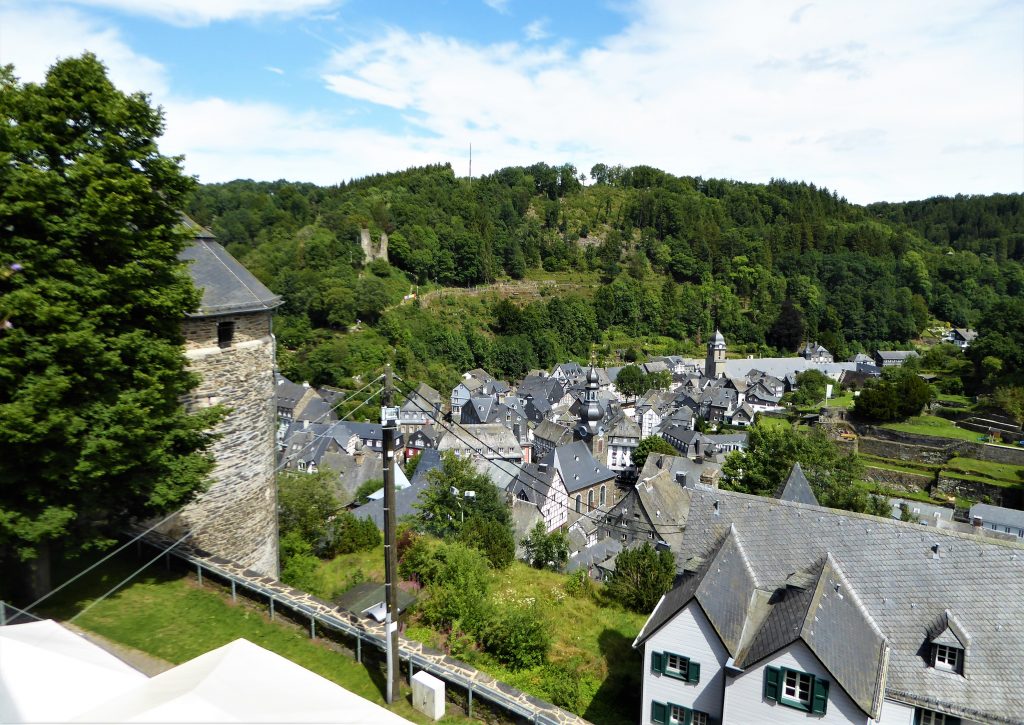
[0, 621, 414, 724]
[72, 637, 415, 723]
[0, 619, 147, 723]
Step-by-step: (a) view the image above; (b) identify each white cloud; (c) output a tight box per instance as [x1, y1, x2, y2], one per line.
[61, 0, 340, 26]
[1, 0, 1020, 203]
[523, 18, 549, 41]
[265, 66, 285, 75]
[484, 0, 509, 14]
[313, 0, 1023, 202]
[0, 5, 168, 95]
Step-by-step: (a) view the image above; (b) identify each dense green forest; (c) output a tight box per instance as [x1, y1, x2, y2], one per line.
[184, 164, 1024, 394]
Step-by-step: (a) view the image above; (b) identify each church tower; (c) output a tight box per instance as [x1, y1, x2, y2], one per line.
[164, 218, 283, 578]
[705, 329, 727, 379]
[576, 365, 606, 459]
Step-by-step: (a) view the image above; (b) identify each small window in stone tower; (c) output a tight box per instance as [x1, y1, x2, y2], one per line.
[217, 321, 235, 349]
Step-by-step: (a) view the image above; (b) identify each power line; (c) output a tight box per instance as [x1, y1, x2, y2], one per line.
[392, 375, 673, 539]
[24, 374, 384, 618]
[69, 529, 194, 624]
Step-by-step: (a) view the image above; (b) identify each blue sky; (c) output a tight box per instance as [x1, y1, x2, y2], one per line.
[1, 0, 1021, 203]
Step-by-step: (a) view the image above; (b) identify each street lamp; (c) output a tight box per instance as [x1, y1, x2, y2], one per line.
[449, 487, 476, 523]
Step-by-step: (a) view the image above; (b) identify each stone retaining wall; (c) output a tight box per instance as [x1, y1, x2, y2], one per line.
[862, 467, 932, 494]
[933, 477, 1023, 509]
[859, 427, 1024, 467]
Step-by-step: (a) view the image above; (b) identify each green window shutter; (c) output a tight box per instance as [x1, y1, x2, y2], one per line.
[681, 707, 693, 725]
[763, 666, 781, 702]
[651, 651, 664, 673]
[651, 701, 667, 724]
[913, 711, 922, 725]
[947, 717, 961, 725]
[811, 677, 829, 715]
[687, 660, 701, 683]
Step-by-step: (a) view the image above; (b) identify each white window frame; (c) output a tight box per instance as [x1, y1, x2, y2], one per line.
[664, 654, 689, 680]
[782, 669, 813, 708]
[933, 643, 962, 673]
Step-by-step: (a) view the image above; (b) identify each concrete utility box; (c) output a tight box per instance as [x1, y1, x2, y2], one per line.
[412, 670, 445, 720]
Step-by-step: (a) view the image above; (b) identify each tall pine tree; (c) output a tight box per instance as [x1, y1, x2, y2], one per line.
[0, 55, 221, 594]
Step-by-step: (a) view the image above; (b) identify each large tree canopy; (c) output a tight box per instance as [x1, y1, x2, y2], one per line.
[0, 55, 219, 575]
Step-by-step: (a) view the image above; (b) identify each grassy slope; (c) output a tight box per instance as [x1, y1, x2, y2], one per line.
[37, 556, 471, 725]
[313, 552, 647, 724]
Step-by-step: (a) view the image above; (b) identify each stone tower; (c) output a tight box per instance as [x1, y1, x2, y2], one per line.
[705, 329, 727, 379]
[169, 219, 283, 578]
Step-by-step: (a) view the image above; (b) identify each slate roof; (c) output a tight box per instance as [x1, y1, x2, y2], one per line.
[635, 488, 1024, 723]
[876, 350, 920, 362]
[567, 538, 623, 574]
[509, 462, 554, 506]
[777, 462, 819, 506]
[970, 503, 1024, 530]
[353, 450, 443, 529]
[274, 374, 308, 412]
[180, 239, 282, 316]
[633, 470, 691, 551]
[548, 441, 616, 494]
[636, 454, 721, 489]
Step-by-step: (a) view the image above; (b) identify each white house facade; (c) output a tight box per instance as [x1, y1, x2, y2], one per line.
[633, 488, 1022, 725]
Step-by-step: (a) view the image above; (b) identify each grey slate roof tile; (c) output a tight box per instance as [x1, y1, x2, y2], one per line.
[181, 239, 282, 316]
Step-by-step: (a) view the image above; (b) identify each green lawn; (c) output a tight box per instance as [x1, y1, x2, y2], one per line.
[825, 391, 856, 408]
[943, 457, 1024, 484]
[880, 416, 988, 443]
[757, 416, 791, 431]
[37, 557, 471, 724]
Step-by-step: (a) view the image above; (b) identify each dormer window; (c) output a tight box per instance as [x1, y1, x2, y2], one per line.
[927, 609, 969, 677]
[932, 643, 962, 673]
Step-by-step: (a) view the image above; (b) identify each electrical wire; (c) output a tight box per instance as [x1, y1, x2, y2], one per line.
[23, 373, 385, 618]
[68, 530, 194, 623]
[392, 375, 676, 539]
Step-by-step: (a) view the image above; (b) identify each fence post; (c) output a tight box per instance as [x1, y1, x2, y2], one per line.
[468, 683, 473, 718]
[310, 617, 316, 639]
[196, 563, 203, 586]
[231, 580, 236, 602]
[269, 596, 275, 621]
[409, 661, 414, 684]
[356, 636, 362, 663]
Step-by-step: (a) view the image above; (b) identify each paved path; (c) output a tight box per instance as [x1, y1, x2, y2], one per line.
[61, 621, 174, 676]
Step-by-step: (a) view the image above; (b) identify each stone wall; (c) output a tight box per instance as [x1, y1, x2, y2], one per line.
[862, 466, 933, 494]
[182, 312, 271, 351]
[934, 477, 1023, 509]
[168, 315, 279, 578]
[858, 437, 951, 465]
[359, 228, 388, 264]
[859, 427, 1024, 467]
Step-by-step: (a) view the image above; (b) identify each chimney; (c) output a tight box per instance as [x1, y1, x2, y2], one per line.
[972, 516, 983, 528]
[675, 471, 687, 485]
[354, 450, 364, 465]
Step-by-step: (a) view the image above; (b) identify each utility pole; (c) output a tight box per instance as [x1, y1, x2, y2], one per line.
[381, 365, 400, 704]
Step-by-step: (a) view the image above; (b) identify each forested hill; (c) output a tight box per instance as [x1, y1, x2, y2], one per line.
[184, 163, 1024, 392]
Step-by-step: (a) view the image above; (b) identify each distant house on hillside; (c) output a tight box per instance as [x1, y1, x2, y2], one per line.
[874, 350, 919, 367]
[944, 328, 978, 349]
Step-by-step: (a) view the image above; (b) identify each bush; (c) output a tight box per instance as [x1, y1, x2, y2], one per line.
[458, 516, 515, 569]
[419, 542, 493, 632]
[279, 531, 320, 592]
[481, 603, 551, 670]
[541, 660, 598, 714]
[564, 568, 595, 599]
[317, 512, 380, 557]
